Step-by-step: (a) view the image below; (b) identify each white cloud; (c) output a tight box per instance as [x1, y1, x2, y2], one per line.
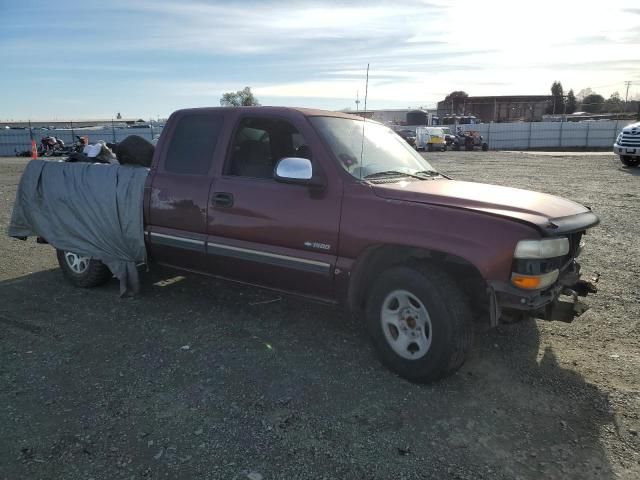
[1, 0, 639, 116]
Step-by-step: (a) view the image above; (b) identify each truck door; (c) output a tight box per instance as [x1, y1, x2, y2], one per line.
[205, 113, 342, 299]
[146, 112, 224, 271]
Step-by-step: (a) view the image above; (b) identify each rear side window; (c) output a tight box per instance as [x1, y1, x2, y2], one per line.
[165, 114, 223, 174]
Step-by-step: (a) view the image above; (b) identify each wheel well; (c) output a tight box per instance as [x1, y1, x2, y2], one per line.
[348, 245, 489, 322]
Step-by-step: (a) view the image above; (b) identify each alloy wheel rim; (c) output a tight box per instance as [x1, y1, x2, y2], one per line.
[64, 252, 89, 274]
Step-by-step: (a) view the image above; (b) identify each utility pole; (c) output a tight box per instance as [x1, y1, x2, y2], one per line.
[355, 90, 360, 112]
[623, 81, 632, 113]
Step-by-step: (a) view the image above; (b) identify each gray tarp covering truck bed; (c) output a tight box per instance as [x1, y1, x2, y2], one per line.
[8, 160, 149, 295]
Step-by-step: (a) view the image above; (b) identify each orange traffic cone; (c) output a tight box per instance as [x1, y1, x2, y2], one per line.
[31, 140, 38, 159]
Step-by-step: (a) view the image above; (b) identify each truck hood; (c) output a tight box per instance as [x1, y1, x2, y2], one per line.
[372, 179, 597, 233]
[622, 121, 640, 132]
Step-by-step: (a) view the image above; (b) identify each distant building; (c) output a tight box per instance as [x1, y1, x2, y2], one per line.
[342, 108, 437, 125]
[437, 95, 551, 122]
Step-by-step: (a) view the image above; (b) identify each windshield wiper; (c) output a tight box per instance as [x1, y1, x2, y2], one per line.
[415, 170, 450, 179]
[413, 170, 441, 177]
[364, 170, 425, 180]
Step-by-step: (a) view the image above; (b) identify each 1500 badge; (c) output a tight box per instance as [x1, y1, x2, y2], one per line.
[304, 241, 331, 250]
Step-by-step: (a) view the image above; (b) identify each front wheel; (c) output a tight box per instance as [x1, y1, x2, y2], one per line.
[364, 265, 473, 383]
[56, 249, 112, 288]
[621, 156, 640, 167]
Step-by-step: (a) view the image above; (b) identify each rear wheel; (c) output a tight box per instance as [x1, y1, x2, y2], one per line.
[56, 249, 112, 288]
[482, 143, 489, 151]
[364, 265, 473, 383]
[621, 156, 640, 167]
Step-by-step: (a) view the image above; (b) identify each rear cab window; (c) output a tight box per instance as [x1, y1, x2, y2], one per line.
[164, 113, 224, 175]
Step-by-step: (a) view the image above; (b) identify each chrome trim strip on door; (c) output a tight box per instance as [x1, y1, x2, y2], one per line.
[207, 242, 331, 275]
[149, 232, 206, 252]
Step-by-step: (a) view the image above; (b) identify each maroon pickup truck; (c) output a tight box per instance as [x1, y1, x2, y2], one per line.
[57, 107, 599, 382]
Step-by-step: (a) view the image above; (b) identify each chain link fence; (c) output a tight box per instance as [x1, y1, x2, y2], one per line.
[0, 122, 163, 156]
[1, 119, 637, 156]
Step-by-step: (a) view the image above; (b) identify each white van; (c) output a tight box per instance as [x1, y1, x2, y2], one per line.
[415, 127, 447, 151]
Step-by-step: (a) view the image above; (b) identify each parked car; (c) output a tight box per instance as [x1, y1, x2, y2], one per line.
[396, 128, 417, 148]
[31, 107, 599, 383]
[614, 121, 640, 167]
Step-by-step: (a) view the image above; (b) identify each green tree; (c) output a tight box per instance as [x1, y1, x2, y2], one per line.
[581, 93, 605, 113]
[443, 91, 469, 114]
[546, 81, 565, 114]
[220, 86, 260, 107]
[565, 90, 577, 114]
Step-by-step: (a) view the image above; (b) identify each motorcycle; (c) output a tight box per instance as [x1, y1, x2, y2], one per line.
[38, 136, 66, 157]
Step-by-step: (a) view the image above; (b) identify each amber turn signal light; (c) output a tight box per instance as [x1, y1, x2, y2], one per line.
[510, 270, 559, 290]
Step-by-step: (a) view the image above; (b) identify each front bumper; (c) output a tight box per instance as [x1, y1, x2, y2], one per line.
[489, 260, 598, 324]
[614, 143, 640, 158]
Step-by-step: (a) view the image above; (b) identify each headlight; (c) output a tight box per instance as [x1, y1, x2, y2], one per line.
[514, 238, 569, 259]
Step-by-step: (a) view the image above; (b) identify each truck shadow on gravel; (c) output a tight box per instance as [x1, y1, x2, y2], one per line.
[0, 267, 616, 479]
[618, 166, 640, 176]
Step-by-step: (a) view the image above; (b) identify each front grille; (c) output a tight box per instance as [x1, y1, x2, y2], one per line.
[619, 129, 640, 147]
[567, 232, 583, 259]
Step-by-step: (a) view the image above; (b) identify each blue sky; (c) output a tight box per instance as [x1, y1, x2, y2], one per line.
[1, 0, 639, 120]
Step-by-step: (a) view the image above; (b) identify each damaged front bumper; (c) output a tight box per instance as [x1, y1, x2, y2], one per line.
[489, 261, 599, 325]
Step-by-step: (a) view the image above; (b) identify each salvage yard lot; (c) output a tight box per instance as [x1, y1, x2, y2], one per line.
[1, 152, 639, 480]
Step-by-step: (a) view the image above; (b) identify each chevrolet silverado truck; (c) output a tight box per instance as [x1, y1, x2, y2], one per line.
[614, 121, 640, 167]
[54, 107, 599, 382]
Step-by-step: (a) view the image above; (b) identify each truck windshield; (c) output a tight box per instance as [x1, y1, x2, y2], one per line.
[310, 116, 439, 180]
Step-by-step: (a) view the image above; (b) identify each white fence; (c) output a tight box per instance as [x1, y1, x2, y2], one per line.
[454, 119, 634, 150]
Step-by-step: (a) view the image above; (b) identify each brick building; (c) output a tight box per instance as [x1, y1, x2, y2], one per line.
[437, 95, 551, 122]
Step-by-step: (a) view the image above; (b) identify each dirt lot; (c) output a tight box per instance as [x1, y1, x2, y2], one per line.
[1, 152, 639, 480]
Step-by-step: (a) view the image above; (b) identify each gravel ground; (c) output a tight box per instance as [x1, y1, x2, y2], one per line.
[1, 152, 639, 480]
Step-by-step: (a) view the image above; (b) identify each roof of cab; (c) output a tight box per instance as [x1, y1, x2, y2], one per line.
[171, 106, 362, 120]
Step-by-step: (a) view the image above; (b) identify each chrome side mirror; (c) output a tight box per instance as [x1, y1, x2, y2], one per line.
[274, 157, 315, 185]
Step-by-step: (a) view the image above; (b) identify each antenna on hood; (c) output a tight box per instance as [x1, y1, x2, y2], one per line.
[359, 63, 370, 180]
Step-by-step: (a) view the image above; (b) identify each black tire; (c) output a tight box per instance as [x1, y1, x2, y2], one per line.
[56, 249, 112, 288]
[364, 265, 473, 383]
[621, 156, 639, 167]
[482, 143, 489, 151]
